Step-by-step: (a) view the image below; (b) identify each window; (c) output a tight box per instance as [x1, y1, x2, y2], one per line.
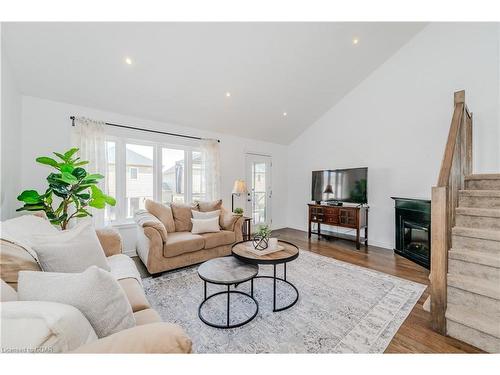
[105, 137, 204, 223]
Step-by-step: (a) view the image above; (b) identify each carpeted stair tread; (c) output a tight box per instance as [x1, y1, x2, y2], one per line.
[449, 249, 500, 268]
[447, 273, 500, 300]
[459, 190, 500, 197]
[465, 174, 500, 181]
[446, 304, 500, 338]
[455, 207, 500, 218]
[452, 227, 500, 242]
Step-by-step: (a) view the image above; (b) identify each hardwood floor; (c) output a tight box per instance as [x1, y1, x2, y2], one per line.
[274, 227, 483, 353]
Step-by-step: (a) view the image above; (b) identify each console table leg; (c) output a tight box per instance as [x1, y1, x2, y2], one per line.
[273, 264, 277, 312]
[356, 227, 360, 250]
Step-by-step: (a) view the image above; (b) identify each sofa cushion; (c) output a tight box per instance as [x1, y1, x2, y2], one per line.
[31, 220, 110, 273]
[1, 301, 97, 353]
[17, 266, 136, 338]
[197, 199, 222, 212]
[0, 239, 41, 289]
[163, 232, 205, 258]
[118, 278, 150, 313]
[73, 322, 192, 353]
[1, 279, 18, 301]
[133, 308, 162, 326]
[145, 199, 176, 233]
[171, 202, 197, 232]
[201, 230, 236, 249]
[220, 208, 241, 231]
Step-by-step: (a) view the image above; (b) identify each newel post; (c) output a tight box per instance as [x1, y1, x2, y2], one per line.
[430, 186, 448, 334]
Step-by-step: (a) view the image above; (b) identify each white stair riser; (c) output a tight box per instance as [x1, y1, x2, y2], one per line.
[449, 258, 500, 282]
[448, 287, 500, 318]
[452, 235, 500, 253]
[447, 319, 500, 353]
[466, 179, 500, 190]
[459, 195, 500, 209]
[455, 214, 500, 231]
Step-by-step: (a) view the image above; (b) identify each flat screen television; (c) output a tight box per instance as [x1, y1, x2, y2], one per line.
[311, 167, 368, 204]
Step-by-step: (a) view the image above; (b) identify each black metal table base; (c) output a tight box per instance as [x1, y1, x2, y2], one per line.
[254, 263, 299, 312]
[198, 279, 259, 329]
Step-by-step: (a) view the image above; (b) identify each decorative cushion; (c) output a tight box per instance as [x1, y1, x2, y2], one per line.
[73, 322, 192, 354]
[1, 279, 18, 301]
[17, 266, 136, 338]
[201, 230, 236, 249]
[191, 209, 221, 220]
[163, 232, 205, 258]
[220, 208, 241, 231]
[197, 199, 222, 212]
[171, 202, 197, 232]
[134, 209, 168, 242]
[191, 217, 220, 234]
[1, 301, 97, 353]
[145, 199, 175, 233]
[31, 220, 110, 273]
[0, 239, 41, 289]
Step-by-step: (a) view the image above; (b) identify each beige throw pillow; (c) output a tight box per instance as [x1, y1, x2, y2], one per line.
[31, 220, 110, 273]
[191, 209, 221, 220]
[171, 202, 197, 232]
[145, 199, 175, 233]
[191, 217, 221, 234]
[17, 266, 135, 338]
[197, 199, 223, 212]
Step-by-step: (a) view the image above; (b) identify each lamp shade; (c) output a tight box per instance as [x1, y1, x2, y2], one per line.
[323, 184, 334, 194]
[232, 179, 247, 194]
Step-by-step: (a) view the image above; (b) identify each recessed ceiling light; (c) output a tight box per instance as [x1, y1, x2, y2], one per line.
[352, 38, 359, 45]
[283, 112, 288, 117]
[226, 92, 231, 97]
[125, 57, 133, 65]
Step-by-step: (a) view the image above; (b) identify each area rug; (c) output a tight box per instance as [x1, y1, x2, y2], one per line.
[143, 250, 426, 353]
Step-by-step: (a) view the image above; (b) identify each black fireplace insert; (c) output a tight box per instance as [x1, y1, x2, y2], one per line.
[391, 197, 431, 269]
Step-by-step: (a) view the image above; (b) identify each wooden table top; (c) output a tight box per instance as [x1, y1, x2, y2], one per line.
[232, 240, 299, 264]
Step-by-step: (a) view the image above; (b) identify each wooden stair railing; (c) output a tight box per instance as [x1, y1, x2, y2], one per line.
[430, 90, 473, 334]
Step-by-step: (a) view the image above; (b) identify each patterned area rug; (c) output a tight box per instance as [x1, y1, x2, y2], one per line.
[143, 250, 426, 353]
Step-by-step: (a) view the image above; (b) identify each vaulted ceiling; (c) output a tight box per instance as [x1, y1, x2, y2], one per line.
[2, 22, 426, 144]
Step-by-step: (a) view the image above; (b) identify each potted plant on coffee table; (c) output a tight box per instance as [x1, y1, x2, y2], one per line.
[253, 224, 272, 250]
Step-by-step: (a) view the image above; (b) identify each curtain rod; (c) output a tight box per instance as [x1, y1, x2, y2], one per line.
[70, 116, 220, 143]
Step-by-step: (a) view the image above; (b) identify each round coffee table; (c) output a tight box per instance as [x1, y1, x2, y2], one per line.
[197, 257, 259, 329]
[232, 240, 299, 312]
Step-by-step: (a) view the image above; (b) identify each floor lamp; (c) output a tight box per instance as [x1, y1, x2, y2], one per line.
[232, 179, 248, 213]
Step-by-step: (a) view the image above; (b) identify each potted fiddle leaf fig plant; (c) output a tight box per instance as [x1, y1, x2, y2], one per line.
[16, 148, 116, 230]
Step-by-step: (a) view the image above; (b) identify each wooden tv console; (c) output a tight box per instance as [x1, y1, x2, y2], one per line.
[307, 203, 368, 249]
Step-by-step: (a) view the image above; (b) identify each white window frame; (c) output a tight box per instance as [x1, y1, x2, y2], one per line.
[105, 134, 201, 225]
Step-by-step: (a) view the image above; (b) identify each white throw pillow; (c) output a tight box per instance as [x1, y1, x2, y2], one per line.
[1, 301, 97, 353]
[17, 266, 136, 338]
[191, 209, 221, 220]
[31, 220, 110, 272]
[191, 217, 221, 234]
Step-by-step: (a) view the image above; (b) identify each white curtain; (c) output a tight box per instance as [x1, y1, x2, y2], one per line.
[200, 139, 221, 201]
[71, 117, 107, 228]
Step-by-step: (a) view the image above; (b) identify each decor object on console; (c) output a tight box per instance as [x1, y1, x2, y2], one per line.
[16, 148, 116, 230]
[231, 179, 248, 212]
[253, 224, 272, 250]
[391, 197, 431, 269]
[233, 207, 244, 215]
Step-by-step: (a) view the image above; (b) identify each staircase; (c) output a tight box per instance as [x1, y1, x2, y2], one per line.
[445, 174, 500, 352]
[427, 91, 500, 353]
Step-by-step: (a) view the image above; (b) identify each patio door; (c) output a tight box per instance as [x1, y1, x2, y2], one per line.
[245, 153, 272, 228]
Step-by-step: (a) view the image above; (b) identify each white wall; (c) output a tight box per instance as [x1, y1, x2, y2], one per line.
[19, 96, 288, 253]
[0, 25, 23, 221]
[287, 23, 500, 249]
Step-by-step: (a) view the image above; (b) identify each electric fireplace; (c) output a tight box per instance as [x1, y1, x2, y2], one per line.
[391, 197, 431, 269]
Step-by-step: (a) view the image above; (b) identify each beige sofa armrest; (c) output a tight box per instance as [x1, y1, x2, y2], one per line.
[232, 215, 244, 242]
[134, 209, 168, 243]
[96, 227, 122, 257]
[72, 322, 192, 353]
[136, 226, 165, 274]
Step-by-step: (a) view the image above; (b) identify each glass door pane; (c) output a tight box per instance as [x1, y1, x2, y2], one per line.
[161, 148, 185, 204]
[252, 162, 267, 225]
[126, 144, 154, 217]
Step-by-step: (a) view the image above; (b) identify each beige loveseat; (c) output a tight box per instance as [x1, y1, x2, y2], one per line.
[134, 199, 243, 275]
[0, 217, 192, 353]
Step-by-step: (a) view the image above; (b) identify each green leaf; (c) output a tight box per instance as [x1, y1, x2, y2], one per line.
[103, 195, 116, 206]
[73, 161, 89, 167]
[76, 193, 91, 200]
[84, 174, 104, 180]
[36, 157, 59, 168]
[64, 148, 79, 160]
[89, 197, 106, 209]
[75, 213, 88, 218]
[53, 152, 66, 161]
[90, 185, 104, 197]
[60, 164, 75, 174]
[56, 172, 78, 185]
[17, 190, 41, 204]
[72, 167, 87, 180]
